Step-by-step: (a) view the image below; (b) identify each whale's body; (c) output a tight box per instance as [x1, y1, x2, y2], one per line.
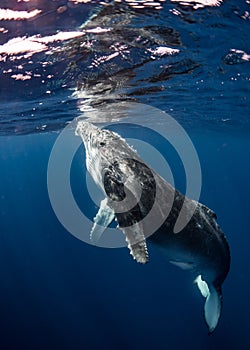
[76, 121, 230, 333]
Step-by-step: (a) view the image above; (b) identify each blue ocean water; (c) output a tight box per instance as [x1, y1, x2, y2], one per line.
[0, 1, 249, 349]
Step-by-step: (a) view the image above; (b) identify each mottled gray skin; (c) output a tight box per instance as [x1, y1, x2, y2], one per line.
[150, 196, 230, 293]
[76, 121, 230, 333]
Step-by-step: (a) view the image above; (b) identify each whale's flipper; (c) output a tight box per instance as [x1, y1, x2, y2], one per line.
[102, 165, 149, 264]
[115, 202, 149, 264]
[195, 275, 222, 333]
[90, 176, 149, 263]
[118, 221, 149, 264]
[90, 198, 115, 244]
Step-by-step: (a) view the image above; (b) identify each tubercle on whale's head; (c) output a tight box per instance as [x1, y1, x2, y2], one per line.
[75, 120, 136, 161]
[76, 121, 116, 148]
[75, 121, 99, 142]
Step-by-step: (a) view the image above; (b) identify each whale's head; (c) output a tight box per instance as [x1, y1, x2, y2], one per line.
[76, 121, 113, 157]
[75, 121, 136, 190]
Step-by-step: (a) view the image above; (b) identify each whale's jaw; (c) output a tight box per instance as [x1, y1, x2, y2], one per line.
[76, 120, 230, 334]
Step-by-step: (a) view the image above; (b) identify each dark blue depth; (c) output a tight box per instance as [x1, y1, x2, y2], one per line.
[0, 1, 250, 349]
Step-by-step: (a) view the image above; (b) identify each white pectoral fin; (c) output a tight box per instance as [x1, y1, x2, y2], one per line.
[195, 275, 222, 333]
[195, 275, 210, 297]
[90, 198, 115, 244]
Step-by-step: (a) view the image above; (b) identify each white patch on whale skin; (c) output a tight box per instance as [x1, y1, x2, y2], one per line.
[195, 275, 222, 333]
[90, 198, 115, 245]
[195, 275, 209, 297]
[169, 260, 194, 270]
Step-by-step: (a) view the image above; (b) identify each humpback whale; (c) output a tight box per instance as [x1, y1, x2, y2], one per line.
[76, 121, 230, 334]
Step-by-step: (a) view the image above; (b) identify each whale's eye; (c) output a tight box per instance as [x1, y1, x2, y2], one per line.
[99, 141, 106, 147]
